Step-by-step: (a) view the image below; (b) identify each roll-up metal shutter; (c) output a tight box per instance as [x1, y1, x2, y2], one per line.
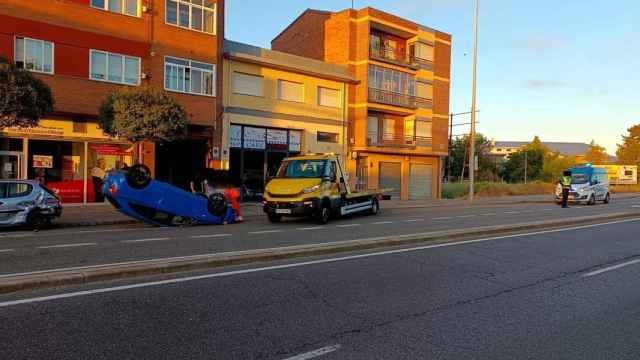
[379, 162, 402, 199]
[409, 164, 433, 200]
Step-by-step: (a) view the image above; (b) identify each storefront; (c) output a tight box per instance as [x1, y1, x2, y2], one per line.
[228, 124, 302, 199]
[0, 119, 133, 204]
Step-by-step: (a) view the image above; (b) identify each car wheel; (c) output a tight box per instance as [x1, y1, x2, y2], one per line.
[267, 213, 282, 223]
[315, 202, 331, 225]
[207, 193, 228, 217]
[27, 211, 47, 230]
[604, 193, 611, 204]
[126, 164, 152, 190]
[369, 198, 380, 215]
[588, 194, 596, 206]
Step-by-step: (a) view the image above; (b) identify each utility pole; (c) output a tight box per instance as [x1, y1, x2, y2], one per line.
[524, 151, 528, 184]
[469, 0, 479, 201]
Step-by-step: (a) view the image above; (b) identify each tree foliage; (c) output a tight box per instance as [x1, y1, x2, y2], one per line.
[542, 152, 577, 182]
[616, 125, 640, 166]
[585, 140, 609, 164]
[98, 86, 188, 143]
[0, 57, 54, 128]
[502, 136, 547, 183]
[447, 133, 496, 181]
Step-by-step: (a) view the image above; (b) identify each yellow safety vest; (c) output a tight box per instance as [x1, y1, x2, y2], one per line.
[560, 176, 571, 188]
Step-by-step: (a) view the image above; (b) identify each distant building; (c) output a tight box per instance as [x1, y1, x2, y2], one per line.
[490, 141, 591, 162]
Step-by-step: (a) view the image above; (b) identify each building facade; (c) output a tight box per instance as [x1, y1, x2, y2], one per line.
[222, 40, 357, 198]
[272, 7, 451, 200]
[0, 0, 225, 202]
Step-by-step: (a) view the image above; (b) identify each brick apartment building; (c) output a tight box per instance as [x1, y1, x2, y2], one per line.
[272, 7, 451, 200]
[0, 0, 224, 203]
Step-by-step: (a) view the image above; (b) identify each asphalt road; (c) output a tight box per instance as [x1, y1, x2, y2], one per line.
[2, 217, 640, 359]
[0, 197, 639, 276]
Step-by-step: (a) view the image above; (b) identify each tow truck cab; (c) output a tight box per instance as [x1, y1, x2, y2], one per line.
[263, 154, 380, 224]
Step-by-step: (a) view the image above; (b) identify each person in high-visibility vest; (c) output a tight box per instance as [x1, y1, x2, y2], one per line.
[560, 170, 572, 208]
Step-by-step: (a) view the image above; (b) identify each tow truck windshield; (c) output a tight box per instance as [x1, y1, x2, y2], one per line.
[276, 160, 328, 179]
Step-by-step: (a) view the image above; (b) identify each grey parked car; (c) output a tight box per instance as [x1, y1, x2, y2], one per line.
[0, 180, 62, 228]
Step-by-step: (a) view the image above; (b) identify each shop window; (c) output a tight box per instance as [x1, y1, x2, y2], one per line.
[278, 80, 304, 103]
[165, 56, 215, 96]
[318, 87, 341, 108]
[14, 36, 54, 74]
[165, 0, 216, 34]
[233, 72, 263, 97]
[88, 143, 134, 203]
[90, 50, 141, 85]
[317, 132, 339, 143]
[91, 0, 139, 17]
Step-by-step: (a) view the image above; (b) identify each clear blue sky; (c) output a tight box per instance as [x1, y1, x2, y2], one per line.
[226, 0, 640, 154]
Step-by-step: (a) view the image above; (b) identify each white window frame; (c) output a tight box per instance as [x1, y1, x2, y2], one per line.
[412, 41, 434, 62]
[90, 0, 141, 17]
[368, 65, 415, 97]
[164, 56, 216, 97]
[165, 0, 217, 35]
[89, 49, 141, 86]
[317, 86, 342, 108]
[14, 36, 55, 75]
[232, 72, 264, 97]
[277, 79, 304, 103]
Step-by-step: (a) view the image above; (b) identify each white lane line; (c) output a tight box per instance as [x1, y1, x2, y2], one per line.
[189, 234, 232, 239]
[504, 211, 520, 214]
[403, 219, 423, 223]
[632, 205, 640, 208]
[249, 230, 283, 234]
[336, 224, 360, 228]
[2, 227, 159, 239]
[480, 213, 496, 216]
[297, 227, 325, 231]
[372, 221, 394, 225]
[122, 238, 172, 244]
[283, 345, 341, 360]
[521, 210, 535, 213]
[541, 209, 555, 211]
[0, 249, 14, 254]
[458, 215, 477, 218]
[36, 243, 97, 249]
[433, 216, 453, 220]
[582, 259, 640, 278]
[2, 217, 639, 308]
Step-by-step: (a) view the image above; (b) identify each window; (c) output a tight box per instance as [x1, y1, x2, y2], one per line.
[2, 183, 32, 199]
[416, 81, 433, 99]
[14, 37, 54, 74]
[367, 116, 379, 144]
[318, 87, 341, 108]
[278, 80, 304, 103]
[317, 132, 339, 143]
[90, 50, 140, 85]
[91, 0, 139, 16]
[368, 65, 415, 96]
[404, 119, 415, 139]
[383, 118, 396, 140]
[232, 72, 263, 97]
[166, 0, 216, 34]
[412, 42, 434, 61]
[164, 56, 215, 96]
[415, 119, 432, 139]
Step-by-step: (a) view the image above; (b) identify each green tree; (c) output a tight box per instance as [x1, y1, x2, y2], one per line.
[541, 152, 577, 182]
[98, 86, 188, 143]
[0, 57, 53, 128]
[502, 137, 546, 183]
[446, 133, 494, 181]
[616, 125, 640, 166]
[585, 140, 609, 164]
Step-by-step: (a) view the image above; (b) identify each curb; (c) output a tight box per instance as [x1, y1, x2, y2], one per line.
[2, 211, 639, 295]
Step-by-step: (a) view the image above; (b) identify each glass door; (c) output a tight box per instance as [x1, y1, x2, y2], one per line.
[0, 152, 22, 179]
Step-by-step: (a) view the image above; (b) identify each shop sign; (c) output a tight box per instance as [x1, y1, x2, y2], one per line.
[243, 127, 266, 150]
[289, 130, 302, 152]
[90, 144, 132, 156]
[267, 129, 288, 145]
[2, 126, 64, 137]
[230, 125, 242, 148]
[33, 155, 53, 168]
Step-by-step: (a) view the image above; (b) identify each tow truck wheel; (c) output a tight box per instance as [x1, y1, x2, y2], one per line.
[369, 198, 380, 215]
[315, 203, 331, 225]
[126, 164, 152, 189]
[267, 213, 282, 223]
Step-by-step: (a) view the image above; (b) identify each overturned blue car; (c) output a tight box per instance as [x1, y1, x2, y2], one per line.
[103, 165, 235, 226]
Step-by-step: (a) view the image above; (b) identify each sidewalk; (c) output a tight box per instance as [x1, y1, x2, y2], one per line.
[57, 193, 640, 228]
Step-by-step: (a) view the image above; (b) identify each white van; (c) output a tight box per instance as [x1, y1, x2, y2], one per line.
[555, 165, 610, 205]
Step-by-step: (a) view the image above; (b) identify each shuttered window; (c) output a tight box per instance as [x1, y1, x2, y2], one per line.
[232, 72, 263, 97]
[318, 87, 341, 108]
[278, 80, 304, 103]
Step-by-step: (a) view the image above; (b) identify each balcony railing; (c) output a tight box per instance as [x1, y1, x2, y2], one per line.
[368, 88, 431, 109]
[367, 133, 433, 148]
[412, 57, 434, 71]
[370, 46, 413, 67]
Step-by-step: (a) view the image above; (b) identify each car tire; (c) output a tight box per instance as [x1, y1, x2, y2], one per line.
[369, 198, 380, 215]
[588, 194, 596, 206]
[267, 213, 282, 223]
[315, 202, 331, 225]
[126, 164, 152, 190]
[604, 193, 611, 204]
[27, 211, 47, 230]
[207, 193, 228, 217]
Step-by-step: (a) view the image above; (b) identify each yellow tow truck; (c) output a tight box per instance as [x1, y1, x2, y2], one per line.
[262, 154, 382, 224]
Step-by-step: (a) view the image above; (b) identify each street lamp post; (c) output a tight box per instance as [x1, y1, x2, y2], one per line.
[469, 0, 480, 201]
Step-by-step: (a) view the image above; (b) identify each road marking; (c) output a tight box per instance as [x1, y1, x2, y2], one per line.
[337, 224, 360, 228]
[403, 219, 423, 223]
[541, 209, 554, 211]
[458, 215, 477, 218]
[1, 227, 159, 239]
[36, 243, 97, 249]
[632, 205, 640, 208]
[480, 213, 496, 216]
[504, 211, 520, 214]
[433, 216, 453, 220]
[521, 210, 535, 213]
[0, 249, 14, 254]
[283, 345, 341, 360]
[582, 259, 640, 278]
[2, 218, 639, 308]
[372, 221, 394, 225]
[249, 230, 283, 234]
[189, 234, 232, 239]
[122, 238, 172, 244]
[297, 226, 325, 231]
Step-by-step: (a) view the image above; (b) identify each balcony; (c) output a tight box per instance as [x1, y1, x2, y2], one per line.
[367, 133, 433, 148]
[368, 88, 432, 109]
[370, 45, 415, 68]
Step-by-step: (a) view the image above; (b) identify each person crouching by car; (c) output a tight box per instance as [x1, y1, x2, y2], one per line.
[206, 171, 243, 223]
[224, 180, 242, 222]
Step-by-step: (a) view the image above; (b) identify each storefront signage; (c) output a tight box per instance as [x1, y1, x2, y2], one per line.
[289, 131, 302, 152]
[267, 129, 288, 145]
[230, 125, 242, 148]
[243, 127, 266, 150]
[2, 126, 64, 137]
[33, 155, 53, 168]
[90, 144, 132, 156]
